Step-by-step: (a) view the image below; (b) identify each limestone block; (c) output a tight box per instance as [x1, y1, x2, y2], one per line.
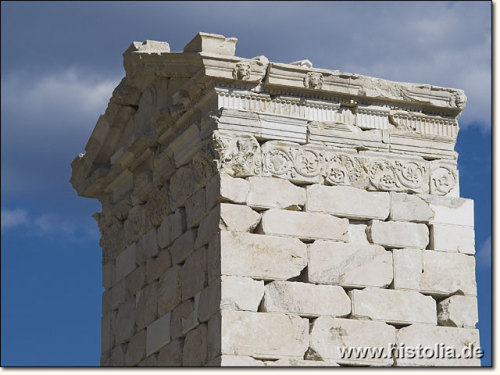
[220, 231, 307, 280]
[209, 355, 264, 366]
[393, 249, 476, 296]
[350, 287, 436, 325]
[114, 297, 136, 344]
[185, 188, 206, 228]
[438, 295, 478, 328]
[137, 354, 158, 367]
[101, 312, 114, 353]
[170, 229, 197, 264]
[157, 338, 183, 366]
[111, 279, 126, 310]
[146, 312, 171, 356]
[221, 276, 264, 311]
[306, 185, 389, 220]
[126, 264, 146, 296]
[220, 203, 260, 232]
[247, 176, 305, 210]
[430, 224, 475, 254]
[395, 324, 481, 366]
[171, 299, 198, 339]
[420, 251, 476, 296]
[115, 244, 136, 282]
[157, 209, 186, 248]
[206, 175, 249, 209]
[221, 310, 309, 359]
[198, 282, 220, 322]
[308, 241, 393, 288]
[145, 249, 171, 283]
[418, 194, 474, 227]
[194, 206, 219, 249]
[310, 317, 395, 366]
[183, 324, 208, 366]
[158, 265, 181, 316]
[181, 247, 206, 300]
[262, 281, 350, 317]
[390, 192, 434, 222]
[265, 359, 339, 366]
[136, 282, 158, 330]
[207, 313, 222, 361]
[184, 32, 237, 56]
[102, 289, 112, 313]
[136, 227, 158, 263]
[348, 222, 370, 244]
[125, 329, 146, 366]
[110, 345, 126, 366]
[368, 220, 429, 249]
[260, 209, 349, 241]
[393, 248, 422, 290]
[102, 262, 114, 289]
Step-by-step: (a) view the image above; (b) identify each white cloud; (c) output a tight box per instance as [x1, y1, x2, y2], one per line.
[1, 207, 99, 240]
[477, 236, 491, 269]
[1, 208, 29, 230]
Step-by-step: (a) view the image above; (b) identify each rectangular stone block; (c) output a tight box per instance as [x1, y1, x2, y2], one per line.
[157, 209, 186, 248]
[348, 222, 369, 245]
[136, 227, 159, 262]
[158, 265, 181, 316]
[194, 206, 219, 249]
[206, 174, 249, 209]
[185, 188, 206, 228]
[368, 220, 429, 249]
[438, 295, 478, 328]
[262, 281, 350, 317]
[430, 224, 475, 254]
[418, 194, 474, 227]
[126, 264, 146, 297]
[390, 192, 434, 222]
[170, 229, 197, 264]
[395, 324, 481, 366]
[125, 329, 146, 366]
[306, 185, 389, 220]
[308, 241, 393, 288]
[220, 203, 260, 232]
[171, 299, 198, 339]
[157, 338, 183, 366]
[310, 317, 395, 366]
[114, 297, 136, 344]
[181, 247, 207, 300]
[221, 310, 309, 359]
[115, 243, 136, 282]
[145, 249, 171, 283]
[350, 287, 437, 325]
[393, 249, 477, 296]
[247, 176, 305, 210]
[420, 251, 476, 296]
[146, 312, 171, 356]
[220, 231, 307, 280]
[136, 282, 158, 330]
[260, 209, 349, 241]
[221, 276, 264, 311]
[198, 282, 220, 322]
[183, 324, 207, 366]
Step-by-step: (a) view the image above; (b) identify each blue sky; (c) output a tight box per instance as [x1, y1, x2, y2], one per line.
[1, 1, 491, 366]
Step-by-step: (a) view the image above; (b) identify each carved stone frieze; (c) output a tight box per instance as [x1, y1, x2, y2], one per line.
[213, 133, 456, 195]
[233, 62, 252, 80]
[303, 72, 324, 89]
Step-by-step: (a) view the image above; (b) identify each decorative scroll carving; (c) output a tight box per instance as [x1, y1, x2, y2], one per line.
[233, 62, 251, 80]
[214, 133, 456, 195]
[304, 72, 324, 89]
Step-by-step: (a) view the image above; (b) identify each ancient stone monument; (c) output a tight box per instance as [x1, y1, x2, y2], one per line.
[71, 32, 480, 366]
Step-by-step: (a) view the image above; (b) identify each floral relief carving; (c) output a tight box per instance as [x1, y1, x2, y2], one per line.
[213, 133, 455, 195]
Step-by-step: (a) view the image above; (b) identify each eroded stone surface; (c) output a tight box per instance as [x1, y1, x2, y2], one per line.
[261, 209, 349, 241]
[221, 276, 264, 311]
[308, 241, 393, 288]
[220, 203, 261, 232]
[430, 224, 475, 254]
[390, 192, 434, 222]
[221, 310, 309, 359]
[350, 287, 437, 325]
[247, 176, 305, 210]
[438, 295, 478, 328]
[368, 220, 429, 248]
[310, 317, 395, 366]
[262, 281, 350, 317]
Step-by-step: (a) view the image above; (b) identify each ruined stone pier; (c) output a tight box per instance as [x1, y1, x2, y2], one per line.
[71, 32, 479, 366]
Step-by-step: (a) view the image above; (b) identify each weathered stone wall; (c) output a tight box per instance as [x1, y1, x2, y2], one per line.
[71, 32, 479, 367]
